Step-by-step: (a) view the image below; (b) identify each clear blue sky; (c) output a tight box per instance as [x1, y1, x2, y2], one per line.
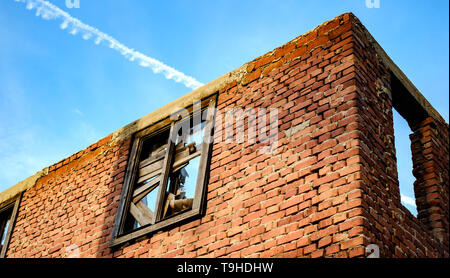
[0, 0, 448, 215]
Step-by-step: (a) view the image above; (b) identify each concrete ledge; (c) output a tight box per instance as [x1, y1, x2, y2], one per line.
[352, 15, 446, 125]
[0, 168, 48, 206]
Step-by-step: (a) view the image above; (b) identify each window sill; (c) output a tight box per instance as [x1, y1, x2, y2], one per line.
[110, 207, 201, 248]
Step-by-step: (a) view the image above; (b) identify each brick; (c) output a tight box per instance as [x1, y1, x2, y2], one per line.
[254, 55, 276, 69]
[303, 243, 317, 254]
[286, 46, 307, 61]
[325, 244, 340, 256]
[280, 195, 303, 210]
[318, 20, 340, 37]
[338, 217, 365, 232]
[329, 21, 352, 40]
[242, 68, 261, 85]
[274, 43, 296, 59]
[318, 236, 333, 248]
[349, 246, 365, 258]
[340, 236, 365, 250]
[308, 36, 329, 51]
[311, 249, 324, 258]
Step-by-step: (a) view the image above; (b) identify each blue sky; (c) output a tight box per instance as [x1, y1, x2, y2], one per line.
[0, 0, 448, 215]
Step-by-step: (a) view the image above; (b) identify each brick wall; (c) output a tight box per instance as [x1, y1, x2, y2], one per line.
[411, 118, 449, 248]
[4, 13, 448, 258]
[350, 17, 449, 257]
[7, 135, 132, 257]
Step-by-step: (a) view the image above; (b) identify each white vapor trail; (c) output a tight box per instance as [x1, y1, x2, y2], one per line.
[13, 0, 204, 89]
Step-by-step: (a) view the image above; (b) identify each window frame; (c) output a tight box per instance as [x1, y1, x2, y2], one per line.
[110, 95, 217, 247]
[0, 194, 21, 258]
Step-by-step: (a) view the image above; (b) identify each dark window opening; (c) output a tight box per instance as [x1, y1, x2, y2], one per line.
[111, 96, 217, 247]
[0, 196, 21, 258]
[123, 129, 170, 232]
[0, 207, 13, 251]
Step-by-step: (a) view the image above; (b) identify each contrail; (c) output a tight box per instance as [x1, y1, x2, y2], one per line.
[13, 0, 204, 89]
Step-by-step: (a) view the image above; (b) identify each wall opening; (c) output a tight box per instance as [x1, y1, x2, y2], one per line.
[393, 109, 417, 216]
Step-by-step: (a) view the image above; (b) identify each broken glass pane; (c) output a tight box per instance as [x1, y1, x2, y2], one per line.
[162, 117, 205, 219]
[0, 206, 13, 250]
[132, 184, 159, 230]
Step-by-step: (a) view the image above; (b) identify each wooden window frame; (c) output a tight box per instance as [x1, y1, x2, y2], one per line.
[0, 194, 21, 258]
[110, 95, 217, 247]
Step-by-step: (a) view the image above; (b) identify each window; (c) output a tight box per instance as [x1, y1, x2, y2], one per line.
[393, 109, 417, 216]
[111, 96, 217, 247]
[390, 74, 429, 218]
[0, 195, 21, 258]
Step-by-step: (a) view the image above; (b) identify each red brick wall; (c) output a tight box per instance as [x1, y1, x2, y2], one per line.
[207, 14, 367, 258]
[5, 13, 448, 258]
[7, 135, 132, 257]
[411, 118, 449, 249]
[351, 17, 449, 257]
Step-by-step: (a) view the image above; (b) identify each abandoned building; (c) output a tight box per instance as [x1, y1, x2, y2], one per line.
[0, 13, 448, 258]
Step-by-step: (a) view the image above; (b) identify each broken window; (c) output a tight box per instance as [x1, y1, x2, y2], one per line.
[0, 195, 21, 258]
[111, 96, 217, 246]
